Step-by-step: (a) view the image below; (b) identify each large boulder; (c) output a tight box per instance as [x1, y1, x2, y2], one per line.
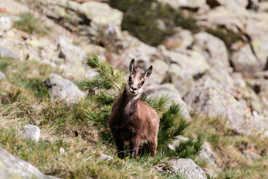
[0, 46, 19, 60]
[44, 0, 123, 46]
[58, 36, 87, 63]
[167, 158, 207, 179]
[184, 77, 268, 135]
[44, 74, 86, 104]
[162, 28, 194, 51]
[144, 83, 191, 119]
[193, 32, 229, 69]
[159, 46, 209, 96]
[231, 37, 268, 73]
[157, 0, 209, 11]
[0, 147, 56, 179]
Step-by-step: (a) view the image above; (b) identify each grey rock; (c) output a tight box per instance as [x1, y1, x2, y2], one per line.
[231, 37, 268, 73]
[193, 32, 229, 69]
[159, 46, 209, 96]
[116, 33, 158, 69]
[0, 71, 6, 80]
[199, 143, 221, 177]
[46, 0, 123, 46]
[0, 147, 56, 179]
[58, 36, 87, 63]
[167, 158, 207, 179]
[159, 46, 209, 79]
[157, 0, 209, 12]
[22, 125, 41, 142]
[168, 135, 189, 151]
[144, 84, 191, 119]
[162, 28, 194, 51]
[0, 17, 12, 32]
[98, 154, 113, 161]
[0, 46, 19, 60]
[184, 77, 268, 135]
[44, 74, 86, 104]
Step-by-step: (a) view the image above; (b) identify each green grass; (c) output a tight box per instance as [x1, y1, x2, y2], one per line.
[14, 12, 49, 35]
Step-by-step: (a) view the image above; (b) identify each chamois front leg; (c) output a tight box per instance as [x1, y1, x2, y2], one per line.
[130, 137, 140, 158]
[115, 137, 125, 158]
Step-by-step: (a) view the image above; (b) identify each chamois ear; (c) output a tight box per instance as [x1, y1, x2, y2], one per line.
[145, 65, 153, 78]
[129, 59, 135, 72]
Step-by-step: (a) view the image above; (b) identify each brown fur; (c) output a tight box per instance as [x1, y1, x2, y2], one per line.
[109, 88, 159, 158]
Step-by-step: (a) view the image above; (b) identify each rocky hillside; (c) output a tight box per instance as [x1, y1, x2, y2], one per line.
[1, 0, 268, 178]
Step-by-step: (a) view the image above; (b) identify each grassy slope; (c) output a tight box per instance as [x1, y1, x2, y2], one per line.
[0, 57, 268, 179]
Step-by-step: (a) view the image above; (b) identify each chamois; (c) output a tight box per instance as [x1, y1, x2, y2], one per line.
[109, 59, 160, 158]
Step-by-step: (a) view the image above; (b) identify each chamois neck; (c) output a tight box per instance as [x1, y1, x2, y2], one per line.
[120, 87, 140, 107]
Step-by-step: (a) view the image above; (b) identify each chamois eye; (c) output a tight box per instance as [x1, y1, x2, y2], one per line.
[128, 77, 132, 83]
[140, 81, 144, 86]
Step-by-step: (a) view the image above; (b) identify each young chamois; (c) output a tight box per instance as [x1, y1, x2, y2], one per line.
[109, 59, 160, 158]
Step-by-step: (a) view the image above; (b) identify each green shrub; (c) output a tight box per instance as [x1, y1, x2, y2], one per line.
[78, 56, 123, 91]
[141, 96, 167, 113]
[175, 135, 204, 159]
[25, 79, 49, 98]
[0, 61, 9, 72]
[158, 104, 189, 150]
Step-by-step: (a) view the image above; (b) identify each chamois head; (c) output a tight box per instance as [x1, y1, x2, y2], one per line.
[126, 59, 153, 96]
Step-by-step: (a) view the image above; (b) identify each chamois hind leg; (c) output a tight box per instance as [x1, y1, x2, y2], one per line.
[115, 138, 125, 158]
[149, 138, 158, 156]
[130, 137, 140, 158]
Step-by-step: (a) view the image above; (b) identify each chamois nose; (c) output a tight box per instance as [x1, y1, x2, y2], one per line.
[130, 87, 137, 93]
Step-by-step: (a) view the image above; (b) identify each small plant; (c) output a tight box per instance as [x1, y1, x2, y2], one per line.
[175, 135, 204, 159]
[141, 96, 167, 113]
[25, 79, 49, 98]
[0, 61, 9, 72]
[158, 104, 189, 151]
[14, 12, 49, 35]
[78, 56, 123, 91]
[96, 92, 114, 105]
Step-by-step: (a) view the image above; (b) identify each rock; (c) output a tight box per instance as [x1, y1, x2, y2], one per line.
[231, 37, 268, 73]
[144, 84, 191, 119]
[0, 46, 19, 60]
[114, 32, 158, 69]
[193, 32, 229, 69]
[0, 71, 6, 80]
[199, 142, 221, 177]
[44, 74, 86, 104]
[162, 28, 194, 51]
[46, 0, 123, 46]
[159, 46, 209, 96]
[22, 125, 41, 142]
[246, 78, 268, 117]
[183, 77, 268, 135]
[98, 154, 113, 161]
[168, 135, 189, 151]
[59, 147, 66, 155]
[157, 0, 209, 11]
[58, 36, 87, 63]
[0, 147, 56, 179]
[196, 6, 268, 40]
[216, 0, 248, 9]
[160, 46, 209, 79]
[0, 17, 12, 32]
[167, 158, 207, 179]
[150, 59, 169, 84]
